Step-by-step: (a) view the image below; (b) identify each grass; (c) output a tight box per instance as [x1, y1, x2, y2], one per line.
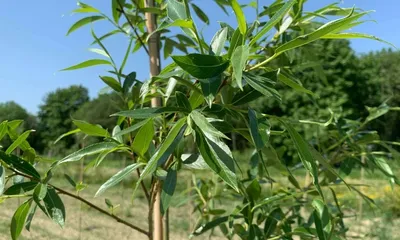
[1, 157, 400, 240]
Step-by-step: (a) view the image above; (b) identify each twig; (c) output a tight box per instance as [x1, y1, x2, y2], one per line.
[116, 2, 150, 56]
[11, 170, 150, 238]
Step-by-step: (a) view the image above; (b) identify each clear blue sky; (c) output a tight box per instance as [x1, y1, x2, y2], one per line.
[1, 0, 399, 114]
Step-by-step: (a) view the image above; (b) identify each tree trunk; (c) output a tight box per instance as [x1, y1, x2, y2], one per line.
[145, 0, 162, 239]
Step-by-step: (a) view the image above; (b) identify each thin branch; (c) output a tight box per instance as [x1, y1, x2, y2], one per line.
[116, 2, 150, 56]
[11, 170, 149, 238]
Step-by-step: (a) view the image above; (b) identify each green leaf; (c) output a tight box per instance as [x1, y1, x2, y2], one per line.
[276, 9, 368, 54]
[42, 187, 66, 227]
[11, 199, 32, 240]
[167, 0, 188, 21]
[370, 156, 396, 184]
[176, 92, 192, 111]
[165, 76, 177, 102]
[229, 0, 246, 35]
[365, 103, 390, 123]
[6, 130, 34, 155]
[90, 29, 122, 45]
[196, 130, 238, 191]
[250, 0, 296, 46]
[73, 120, 109, 137]
[132, 119, 154, 156]
[25, 204, 37, 231]
[74, 2, 100, 13]
[191, 3, 209, 24]
[252, 193, 290, 211]
[192, 216, 229, 236]
[313, 210, 327, 240]
[161, 167, 177, 215]
[278, 70, 315, 96]
[231, 45, 249, 89]
[95, 163, 144, 197]
[264, 208, 283, 237]
[189, 89, 205, 109]
[232, 85, 263, 105]
[243, 72, 281, 101]
[248, 108, 270, 150]
[200, 75, 222, 108]
[56, 142, 120, 165]
[281, 121, 324, 199]
[66, 16, 105, 35]
[61, 59, 111, 71]
[228, 28, 243, 58]
[63, 174, 76, 188]
[246, 179, 261, 202]
[54, 129, 81, 144]
[4, 182, 38, 195]
[113, 120, 148, 138]
[148, 19, 194, 42]
[0, 151, 40, 179]
[112, 0, 125, 23]
[134, 118, 187, 195]
[100, 76, 122, 92]
[172, 54, 230, 79]
[33, 184, 47, 202]
[119, 37, 133, 74]
[321, 32, 397, 49]
[0, 165, 5, 195]
[123, 72, 137, 94]
[88, 48, 109, 58]
[190, 110, 228, 139]
[0, 121, 7, 141]
[210, 28, 228, 56]
[112, 107, 188, 119]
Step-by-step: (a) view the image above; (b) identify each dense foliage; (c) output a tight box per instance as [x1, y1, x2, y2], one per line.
[1, 1, 399, 240]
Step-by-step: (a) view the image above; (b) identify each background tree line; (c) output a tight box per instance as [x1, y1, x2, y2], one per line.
[1, 40, 399, 160]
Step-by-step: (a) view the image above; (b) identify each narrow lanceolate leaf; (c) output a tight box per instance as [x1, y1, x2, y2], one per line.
[6, 130, 34, 154]
[231, 45, 249, 89]
[365, 103, 390, 123]
[4, 182, 38, 195]
[100, 76, 122, 92]
[232, 85, 263, 105]
[161, 167, 177, 215]
[190, 111, 229, 140]
[95, 163, 144, 197]
[167, 0, 188, 20]
[200, 75, 222, 108]
[112, 107, 188, 119]
[278, 70, 314, 95]
[281, 121, 324, 199]
[276, 9, 368, 55]
[148, 19, 194, 42]
[74, 2, 100, 13]
[66, 16, 105, 35]
[229, 0, 246, 35]
[132, 119, 154, 156]
[192, 216, 229, 236]
[88, 48, 109, 58]
[228, 28, 243, 58]
[134, 118, 187, 194]
[91, 30, 122, 45]
[54, 129, 81, 144]
[42, 188, 66, 227]
[210, 28, 228, 56]
[176, 92, 192, 111]
[321, 33, 397, 49]
[0, 121, 7, 141]
[264, 208, 283, 237]
[56, 142, 120, 165]
[250, 0, 297, 46]
[191, 3, 209, 24]
[243, 72, 281, 101]
[371, 156, 396, 184]
[0, 151, 40, 179]
[33, 184, 47, 202]
[172, 54, 230, 79]
[313, 210, 327, 240]
[11, 199, 32, 240]
[73, 120, 109, 137]
[113, 120, 148, 138]
[25, 204, 37, 231]
[196, 130, 238, 192]
[61, 59, 111, 71]
[0, 165, 5, 195]
[112, 0, 125, 23]
[248, 108, 270, 150]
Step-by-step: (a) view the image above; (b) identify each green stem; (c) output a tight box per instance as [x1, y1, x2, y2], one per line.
[248, 53, 279, 71]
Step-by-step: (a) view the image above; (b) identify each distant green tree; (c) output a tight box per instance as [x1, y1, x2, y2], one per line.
[37, 85, 89, 154]
[359, 49, 400, 141]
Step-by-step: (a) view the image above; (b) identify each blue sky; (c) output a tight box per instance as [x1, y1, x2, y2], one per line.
[0, 0, 399, 114]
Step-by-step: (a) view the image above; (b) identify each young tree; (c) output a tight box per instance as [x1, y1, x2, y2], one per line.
[1, 1, 399, 240]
